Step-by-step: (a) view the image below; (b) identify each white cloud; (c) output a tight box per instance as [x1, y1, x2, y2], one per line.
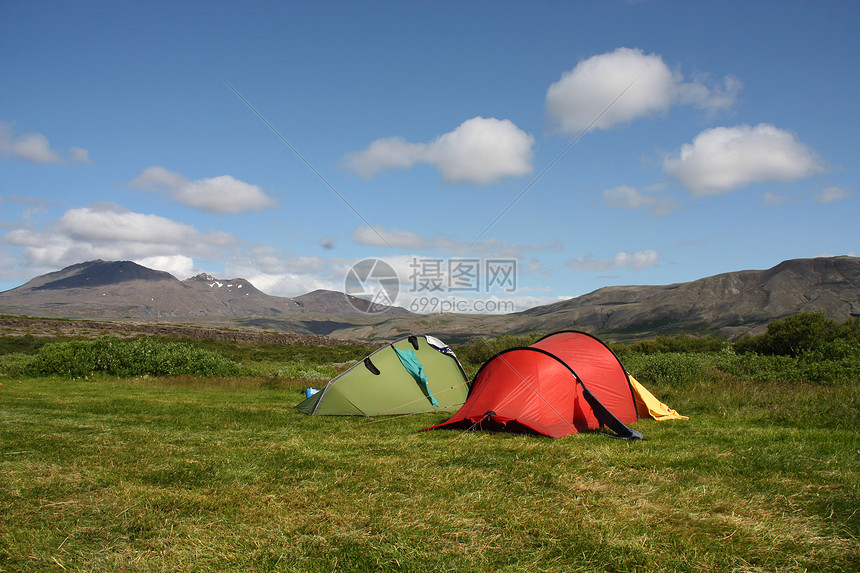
[428, 118, 535, 184]
[352, 226, 426, 250]
[814, 185, 853, 204]
[525, 258, 544, 274]
[136, 255, 196, 280]
[816, 251, 858, 258]
[6, 132, 59, 164]
[675, 74, 743, 115]
[762, 191, 789, 206]
[351, 225, 561, 258]
[2, 208, 562, 312]
[0, 121, 90, 164]
[346, 137, 425, 177]
[602, 185, 680, 216]
[227, 251, 344, 296]
[131, 165, 186, 189]
[343, 117, 535, 184]
[0, 204, 352, 296]
[69, 147, 91, 163]
[130, 166, 277, 213]
[59, 204, 205, 245]
[664, 124, 826, 196]
[567, 249, 659, 271]
[247, 271, 339, 297]
[545, 47, 741, 133]
[2, 203, 237, 271]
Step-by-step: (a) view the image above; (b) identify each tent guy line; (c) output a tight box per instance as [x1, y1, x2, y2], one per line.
[469, 76, 640, 245]
[224, 80, 394, 249]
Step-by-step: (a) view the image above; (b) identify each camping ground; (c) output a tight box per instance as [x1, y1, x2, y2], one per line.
[1, 331, 858, 572]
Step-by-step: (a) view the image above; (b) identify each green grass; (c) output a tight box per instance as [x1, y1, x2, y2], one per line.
[2, 369, 858, 572]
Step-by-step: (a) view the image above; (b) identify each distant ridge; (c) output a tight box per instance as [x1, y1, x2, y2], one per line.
[0, 260, 407, 321]
[0, 256, 858, 341]
[511, 256, 860, 339]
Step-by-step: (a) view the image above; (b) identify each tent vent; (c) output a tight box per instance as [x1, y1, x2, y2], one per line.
[408, 335, 420, 350]
[364, 357, 381, 375]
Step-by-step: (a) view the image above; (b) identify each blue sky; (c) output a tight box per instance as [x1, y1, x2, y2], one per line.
[1, 1, 857, 312]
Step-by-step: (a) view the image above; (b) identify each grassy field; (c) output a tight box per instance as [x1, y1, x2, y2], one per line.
[0, 315, 860, 573]
[1, 340, 859, 571]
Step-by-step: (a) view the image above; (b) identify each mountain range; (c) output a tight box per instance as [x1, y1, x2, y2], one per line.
[1, 257, 858, 342]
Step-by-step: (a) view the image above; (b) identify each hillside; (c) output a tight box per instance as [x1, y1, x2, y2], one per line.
[1, 256, 858, 341]
[511, 256, 860, 339]
[0, 260, 404, 322]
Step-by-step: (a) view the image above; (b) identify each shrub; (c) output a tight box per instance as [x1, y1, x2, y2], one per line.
[172, 339, 374, 367]
[797, 340, 860, 384]
[622, 352, 714, 388]
[24, 337, 245, 378]
[0, 352, 37, 377]
[734, 312, 839, 357]
[614, 334, 726, 356]
[835, 316, 860, 345]
[715, 351, 802, 382]
[257, 361, 341, 380]
[0, 334, 49, 355]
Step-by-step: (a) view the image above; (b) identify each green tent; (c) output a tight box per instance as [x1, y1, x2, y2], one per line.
[295, 334, 470, 416]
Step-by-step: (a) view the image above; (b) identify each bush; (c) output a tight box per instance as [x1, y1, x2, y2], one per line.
[622, 348, 858, 387]
[0, 352, 37, 378]
[614, 334, 726, 356]
[0, 334, 50, 355]
[715, 351, 802, 382]
[797, 340, 860, 384]
[249, 360, 341, 381]
[734, 312, 839, 357]
[169, 339, 374, 367]
[622, 352, 714, 388]
[23, 337, 245, 378]
[835, 316, 860, 345]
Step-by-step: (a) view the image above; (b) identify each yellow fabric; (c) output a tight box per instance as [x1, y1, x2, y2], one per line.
[628, 375, 689, 421]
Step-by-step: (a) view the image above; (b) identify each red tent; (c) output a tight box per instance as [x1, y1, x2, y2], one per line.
[425, 331, 643, 439]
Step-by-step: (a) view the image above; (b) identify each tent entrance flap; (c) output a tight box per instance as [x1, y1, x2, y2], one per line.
[394, 347, 439, 406]
[628, 375, 688, 421]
